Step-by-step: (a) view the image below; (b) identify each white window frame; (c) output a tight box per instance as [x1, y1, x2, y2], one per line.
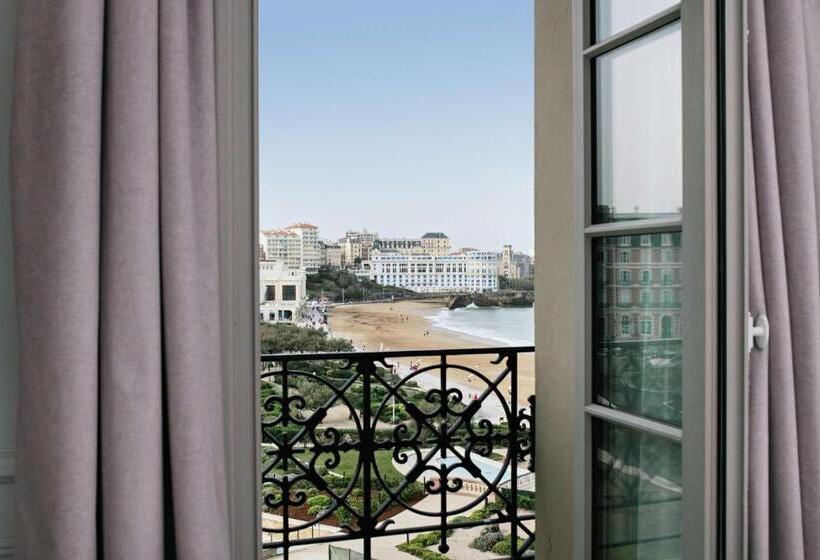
[571, 1, 739, 559]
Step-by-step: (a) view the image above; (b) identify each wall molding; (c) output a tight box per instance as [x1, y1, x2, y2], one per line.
[0, 449, 14, 484]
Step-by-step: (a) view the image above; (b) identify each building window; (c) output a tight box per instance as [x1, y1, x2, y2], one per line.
[640, 289, 652, 306]
[640, 317, 652, 335]
[264, 285, 275, 301]
[619, 250, 630, 263]
[619, 270, 631, 285]
[620, 315, 631, 335]
[282, 285, 297, 301]
[641, 270, 651, 284]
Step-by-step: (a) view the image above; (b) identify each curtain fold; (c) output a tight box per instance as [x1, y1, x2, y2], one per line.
[11, 1, 229, 558]
[748, 1, 820, 559]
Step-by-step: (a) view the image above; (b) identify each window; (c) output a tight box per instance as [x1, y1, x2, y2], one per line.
[264, 285, 275, 301]
[620, 250, 630, 263]
[594, 0, 679, 40]
[594, 23, 682, 224]
[582, 3, 687, 557]
[281, 285, 296, 301]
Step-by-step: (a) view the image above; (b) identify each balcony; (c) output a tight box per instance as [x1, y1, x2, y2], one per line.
[260, 347, 535, 559]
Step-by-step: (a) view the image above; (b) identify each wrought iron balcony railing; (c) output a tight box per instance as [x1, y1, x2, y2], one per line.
[260, 346, 535, 559]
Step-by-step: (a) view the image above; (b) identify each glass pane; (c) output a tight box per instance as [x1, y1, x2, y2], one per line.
[593, 421, 682, 559]
[593, 233, 682, 425]
[594, 0, 678, 41]
[594, 23, 682, 223]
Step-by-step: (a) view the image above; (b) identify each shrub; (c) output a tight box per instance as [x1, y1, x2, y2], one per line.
[490, 536, 527, 556]
[467, 502, 503, 521]
[395, 531, 453, 560]
[396, 542, 449, 560]
[306, 495, 331, 508]
[470, 526, 505, 552]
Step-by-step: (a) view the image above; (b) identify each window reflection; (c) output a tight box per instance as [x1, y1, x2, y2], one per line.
[594, 23, 682, 223]
[593, 421, 682, 559]
[593, 233, 682, 425]
[594, 0, 678, 40]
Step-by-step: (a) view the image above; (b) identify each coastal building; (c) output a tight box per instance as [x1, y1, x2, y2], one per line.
[259, 260, 307, 323]
[320, 242, 343, 268]
[368, 249, 499, 293]
[259, 228, 302, 270]
[499, 244, 535, 279]
[285, 222, 322, 272]
[340, 229, 378, 266]
[420, 232, 450, 255]
[373, 237, 423, 254]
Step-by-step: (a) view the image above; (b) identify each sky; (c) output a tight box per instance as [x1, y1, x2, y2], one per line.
[258, 1, 534, 254]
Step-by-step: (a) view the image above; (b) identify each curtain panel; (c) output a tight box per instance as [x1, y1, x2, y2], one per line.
[11, 1, 230, 558]
[748, 1, 820, 559]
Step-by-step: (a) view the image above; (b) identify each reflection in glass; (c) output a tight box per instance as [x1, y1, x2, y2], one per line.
[593, 421, 682, 559]
[594, 0, 679, 40]
[594, 23, 681, 223]
[593, 233, 682, 425]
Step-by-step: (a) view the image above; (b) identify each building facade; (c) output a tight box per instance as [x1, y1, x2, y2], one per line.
[340, 229, 378, 266]
[373, 237, 423, 253]
[320, 242, 343, 268]
[499, 244, 534, 279]
[285, 223, 322, 272]
[420, 232, 450, 255]
[368, 249, 499, 293]
[259, 260, 307, 323]
[259, 229, 302, 270]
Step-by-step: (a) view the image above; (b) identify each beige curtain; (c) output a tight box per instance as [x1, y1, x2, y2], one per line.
[748, 1, 820, 558]
[11, 1, 229, 558]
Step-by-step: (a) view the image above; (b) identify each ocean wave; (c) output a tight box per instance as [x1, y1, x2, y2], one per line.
[427, 306, 534, 347]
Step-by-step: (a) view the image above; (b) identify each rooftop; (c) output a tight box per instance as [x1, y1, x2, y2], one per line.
[422, 232, 449, 239]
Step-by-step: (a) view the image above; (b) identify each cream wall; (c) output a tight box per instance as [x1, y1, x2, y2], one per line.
[534, 0, 575, 558]
[0, 1, 19, 557]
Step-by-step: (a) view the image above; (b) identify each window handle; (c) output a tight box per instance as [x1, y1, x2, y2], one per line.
[748, 313, 770, 351]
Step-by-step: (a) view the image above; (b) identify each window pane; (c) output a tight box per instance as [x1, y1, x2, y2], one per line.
[594, 0, 678, 40]
[592, 233, 682, 425]
[594, 23, 681, 223]
[593, 421, 682, 559]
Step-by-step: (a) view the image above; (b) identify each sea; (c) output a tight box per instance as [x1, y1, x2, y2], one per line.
[427, 304, 534, 347]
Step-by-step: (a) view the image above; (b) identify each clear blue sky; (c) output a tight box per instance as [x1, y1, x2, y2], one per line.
[259, 1, 534, 254]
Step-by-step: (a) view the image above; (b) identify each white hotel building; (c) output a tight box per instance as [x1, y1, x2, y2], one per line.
[367, 250, 499, 293]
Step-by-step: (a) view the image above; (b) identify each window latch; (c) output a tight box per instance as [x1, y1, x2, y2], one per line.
[748, 313, 770, 352]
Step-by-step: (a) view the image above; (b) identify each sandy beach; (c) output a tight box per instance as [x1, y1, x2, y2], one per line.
[327, 300, 535, 403]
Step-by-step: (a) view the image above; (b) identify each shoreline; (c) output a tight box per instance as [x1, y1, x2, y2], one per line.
[327, 300, 535, 403]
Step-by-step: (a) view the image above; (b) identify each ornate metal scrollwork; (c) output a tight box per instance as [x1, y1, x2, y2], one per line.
[260, 346, 535, 559]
